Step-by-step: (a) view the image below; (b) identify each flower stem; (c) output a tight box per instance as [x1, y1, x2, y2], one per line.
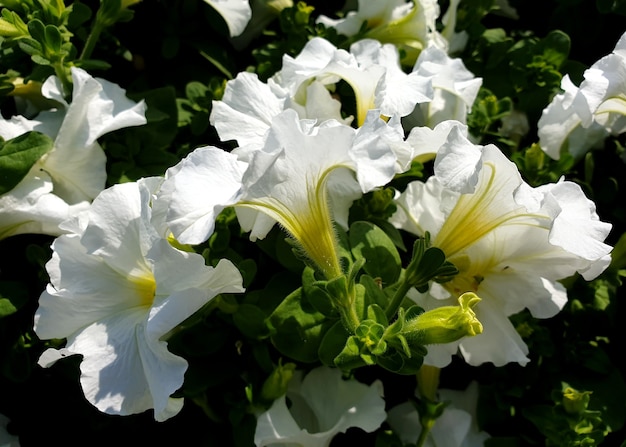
[80, 18, 106, 61]
[385, 273, 413, 320]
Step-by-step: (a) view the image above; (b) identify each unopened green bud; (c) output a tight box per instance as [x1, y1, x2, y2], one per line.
[404, 292, 483, 345]
[260, 361, 297, 403]
[562, 386, 591, 415]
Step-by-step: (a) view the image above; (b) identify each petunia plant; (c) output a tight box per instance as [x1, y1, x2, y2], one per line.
[0, 1, 625, 446]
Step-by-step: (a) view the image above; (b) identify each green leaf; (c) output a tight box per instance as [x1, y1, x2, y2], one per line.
[0, 132, 54, 195]
[232, 303, 272, 339]
[268, 286, 334, 363]
[17, 36, 43, 57]
[0, 281, 28, 318]
[318, 320, 350, 366]
[44, 24, 63, 53]
[539, 30, 571, 69]
[349, 221, 401, 285]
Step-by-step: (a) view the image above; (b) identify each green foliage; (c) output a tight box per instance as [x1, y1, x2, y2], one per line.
[1, 0, 626, 445]
[523, 383, 610, 446]
[463, 27, 571, 125]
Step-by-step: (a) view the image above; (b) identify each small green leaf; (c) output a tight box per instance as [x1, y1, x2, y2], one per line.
[350, 221, 401, 285]
[17, 37, 43, 57]
[44, 24, 63, 53]
[0, 132, 54, 195]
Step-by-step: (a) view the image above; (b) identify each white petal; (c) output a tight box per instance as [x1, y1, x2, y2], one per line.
[458, 299, 530, 366]
[80, 182, 156, 277]
[389, 178, 448, 237]
[210, 72, 286, 147]
[37, 347, 78, 368]
[203, 0, 252, 37]
[33, 235, 150, 339]
[405, 119, 467, 162]
[433, 126, 483, 194]
[41, 68, 146, 203]
[160, 146, 247, 245]
[0, 171, 88, 239]
[255, 366, 386, 446]
[69, 312, 186, 420]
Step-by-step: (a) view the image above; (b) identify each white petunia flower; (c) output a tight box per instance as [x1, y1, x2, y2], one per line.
[538, 30, 626, 160]
[34, 179, 245, 421]
[254, 366, 386, 447]
[275, 37, 433, 126]
[387, 381, 490, 447]
[316, 0, 446, 65]
[202, 0, 252, 37]
[0, 67, 147, 239]
[390, 127, 612, 366]
[161, 109, 410, 279]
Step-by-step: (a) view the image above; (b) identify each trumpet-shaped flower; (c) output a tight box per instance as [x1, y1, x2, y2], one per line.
[254, 366, 386, 447]
[202, 0, 252, 37]
[538, 31, 626, 160]
[275, 37, 433, 126]
[390, 127, 612, 366]
[316, 0, 446, 65]
[387, 381, 490, 447]
[34, 179, 245, 421]
[160, 109, 410, 279]
[0, 67, 147, 239]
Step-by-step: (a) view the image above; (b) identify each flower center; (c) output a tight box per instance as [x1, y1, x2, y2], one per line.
[129, 272, 157, 307]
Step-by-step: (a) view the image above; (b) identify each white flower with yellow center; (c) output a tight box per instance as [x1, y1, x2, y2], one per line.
[390, 127, 612, 366]
[316, 0, 446, 65]
[0, 67, 147, 239]
[34, 179, 245, 421]
[538, 31, 626, 160]
[161, 109, 409, 279]
[275, 37, 433, 126]
[254, 366, 386, 447]
[160, 109, 410, 278]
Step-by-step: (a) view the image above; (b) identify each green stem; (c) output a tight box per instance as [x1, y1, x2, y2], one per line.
[385, 273, 413, 320]
[79, 17, 107, 61]
[52, 60, 73, 98]
[416, 418, 435, 447]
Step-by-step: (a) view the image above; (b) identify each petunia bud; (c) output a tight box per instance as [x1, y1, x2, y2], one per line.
[404, 292, 483, 345]
[260, 361, 297, 403]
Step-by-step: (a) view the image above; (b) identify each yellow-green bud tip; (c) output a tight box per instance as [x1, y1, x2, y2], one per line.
[260, 361, 297, 403]
[405, 292, 483, 345]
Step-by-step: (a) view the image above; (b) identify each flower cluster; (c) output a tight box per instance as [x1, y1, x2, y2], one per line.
[1, 0, 624, 445]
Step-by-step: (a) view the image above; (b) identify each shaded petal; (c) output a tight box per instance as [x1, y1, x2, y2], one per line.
[0, 171, 88, 239]
[68, 311, 185, 420]
[80, 182, 155, 278]
[255, 366, 386, 447]
[203, 0, 252, 37]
